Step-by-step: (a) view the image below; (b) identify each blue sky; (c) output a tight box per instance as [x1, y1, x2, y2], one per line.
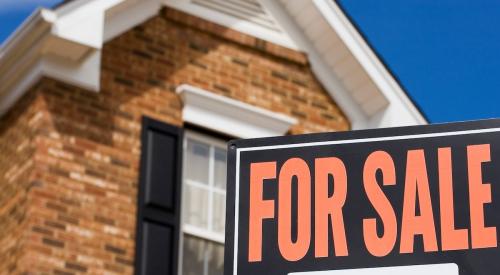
[338, 0, 500, 123]
[0, 1, 62, 44]
[1, 1, 500, 123]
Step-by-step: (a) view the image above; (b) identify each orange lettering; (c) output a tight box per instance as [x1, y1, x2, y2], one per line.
[468, 144, 497, 249]
[278, 158, 311, 261]
[315, 157, 349, 257]
[248, 162, 276, 262]
[400, 149, 438, 253]
[363, 151, 397, 257]
[438, 147, 469, 251]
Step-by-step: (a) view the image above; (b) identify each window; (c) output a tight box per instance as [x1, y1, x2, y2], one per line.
[175, 84, 296, 275]
[180, 130, 227, 275]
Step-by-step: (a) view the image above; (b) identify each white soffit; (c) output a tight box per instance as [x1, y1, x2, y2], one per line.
[176, 84, 297, 139]
[0, 0, 426, 130]
[0, 0, 161, 116]
[104, 0, 162, 42]
[262, 0, 427, 129]
[163, 0, 298, 49]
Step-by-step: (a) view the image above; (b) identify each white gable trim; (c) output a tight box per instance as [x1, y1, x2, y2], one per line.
[0, 0, 161, 116]
[163, 0, 298, 50]
[0, 0, 426, 130]
[258, 0, 368, 129]
[313, 0, 427, 128]
[177, 84, 297, 138]
[264, 0, 427, 129]
[104, 0, 162, 42]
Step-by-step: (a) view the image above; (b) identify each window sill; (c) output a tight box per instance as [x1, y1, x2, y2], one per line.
[183, 224, 225, 244]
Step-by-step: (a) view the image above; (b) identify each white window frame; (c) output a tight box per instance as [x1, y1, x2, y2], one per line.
[179, 129, 228, 275]
[176, 84, 296, 275]
[177, 84, 297, 139]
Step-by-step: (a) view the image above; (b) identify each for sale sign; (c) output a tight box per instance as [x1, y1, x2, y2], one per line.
[224, 119, 500, 275]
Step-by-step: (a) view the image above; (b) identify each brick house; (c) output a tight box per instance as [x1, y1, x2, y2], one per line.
[0, 0, 426, 274]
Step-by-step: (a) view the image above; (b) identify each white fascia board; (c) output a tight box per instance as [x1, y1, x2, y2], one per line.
[0, 3, 104, 116]
[104, 0, 162, 42]
[0, 9, 54, 60]
[0, 0, 425, 130]
[51, 0, 162, 47]
[312, 0, 427, 127]
[0, 49, 101, 116]
[163, 0, 299, 50]
[0, 0, 162, 117]
[260, 0, 369, 129]
[264, 0, 426, 129]
[42, 50, 102, 92]
[0, 62, 44, 116]
[177, 84, 297, 139]
[51, 0, 125, 48]
[0, 9, 53, 116]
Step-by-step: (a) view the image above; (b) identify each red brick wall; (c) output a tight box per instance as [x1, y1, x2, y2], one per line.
[0, 89, 43, 274]
[0, 8, 349, 274]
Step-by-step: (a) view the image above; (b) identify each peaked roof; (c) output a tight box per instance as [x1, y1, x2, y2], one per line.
[335, 0, 429, 123]
[0, 0, 427, 129]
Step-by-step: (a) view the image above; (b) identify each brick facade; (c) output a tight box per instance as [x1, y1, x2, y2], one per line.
[0, 8, 349, 274]
[0, 89, 43, 273]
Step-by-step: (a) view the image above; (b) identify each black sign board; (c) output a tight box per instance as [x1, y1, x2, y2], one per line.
[224, 119, 500, 275]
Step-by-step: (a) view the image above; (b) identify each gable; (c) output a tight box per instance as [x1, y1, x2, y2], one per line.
[164, 0, 297, 49]
[100, 7, 350, 134]
[0, 0, 426, 129]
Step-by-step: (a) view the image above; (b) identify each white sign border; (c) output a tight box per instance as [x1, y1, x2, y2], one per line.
[233, 126, 500, 275]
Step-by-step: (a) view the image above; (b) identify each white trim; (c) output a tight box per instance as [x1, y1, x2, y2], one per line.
[0, 0, 427, 128]
[207, 140, 215, 233]
[239, 126, 500, 152]
[233, 147, 241, 274]
[182, 130, 227, 242]
[232, 126, 500, 275]
[264, 0, 427, 129]
[50, 0, 116, 49]
[0, 63, 44, 115]
[183, 224, 225, 244]
[104, 0, 162, 42]
[0, 9, 55, 56]
[163, 0, 299, 50]
[260, 0, 368, 129]
[43, 50, 102, 92]
[0, 0, 161, 117]
[289, 263, 459, 275]
[314, 0, 426, 127]
[185, 129, 228, 149]
[180, 130, 227, 275]
[176, 84, 297, 139]
[184, 179, 225, 194]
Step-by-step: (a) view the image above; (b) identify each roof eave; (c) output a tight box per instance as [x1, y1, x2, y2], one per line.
[0, 0, 427, 130]
[265, 0, 427, 129]
[319, 0, 428, 126]
[0, 0, 161, 116]
[0, 8, 55, 58]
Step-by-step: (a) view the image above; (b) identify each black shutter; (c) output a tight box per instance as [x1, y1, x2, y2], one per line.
[135, 117, 183, 275]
